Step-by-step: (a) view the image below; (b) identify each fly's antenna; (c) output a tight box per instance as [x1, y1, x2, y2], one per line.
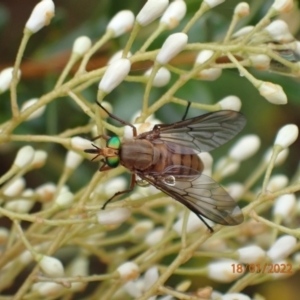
[84, 144, 102, 161]
[95, 101, 137, 137]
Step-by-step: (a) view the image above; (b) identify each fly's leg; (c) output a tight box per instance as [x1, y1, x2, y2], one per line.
[197, 214, 214, 233]
[181, 101, 191, 121]
[102, 174, 136, 209]
[95, 101, 137, 137]
[91, 134, 111, 142]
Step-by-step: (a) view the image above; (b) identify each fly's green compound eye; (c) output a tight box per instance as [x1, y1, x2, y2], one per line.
[107, 136, 121, 150]
[106, 156, 120, 168]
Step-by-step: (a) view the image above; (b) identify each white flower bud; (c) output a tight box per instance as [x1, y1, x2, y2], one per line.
[69, 256, 89, 291]
[267, 235, 296, 261]
[145, 227, 165, 246]
[65, 150, 83, 169]
[207, 260, 242, 282]
[264, 20, 294, 43]
[107, 10, 135, 37]
[198, 68, 222, 81]
[232, 26, 254, 38]
[144, 266, 159, 291]
[237, 245, 266, 263]
[99, 58, 131, 93]
[199, 152, 213, 176]
[4, 178, 26, 197]
[258, 81, 287, 105]
[137, 0, 169, 27]
[234, 2, 250, 17]
[5, 189, 34, 213]
[71, 136, 92, 150]
[226, 183, 244, 200]
[160, 0, 187, 29]
[124, 123, 153, 139]
[97, 208, 131, 225]
[25, 0, 55, 34]
[263, 147, 289, 166]
[32, 282, 63, 296]
[55, 191, 74, 208]
[272, 0, 294, 13]
[273, 194, 296, 218]
[144, 67, 171, 87]
[218, 96, 242, 111]
[21, 98, 45, 120]
[195, 50, 214, 64]
[229, 135, 260, 161]
[108, 50, 132, 65]
[173, 212, 208, 235]
[103, 177, 127, 199]
[31, 150, 47, 169]
[0, 227, 9, 245]
[14, 145, 35, 168]
[267, 174, 288, 192]
[156, 33, 188, 65]
[117, 261, 139, 281]
[36, 182, 56, 202]
[0, 67, 21, 93]
[274, 124, 298, 148]
[38, 255, 64, 277]
[222, 293, 251, 300]
[218, 159, 240, 178]
[249, 54, 271, 70]
[204, 0, 225, 8]
[130, 220, 154, 238]
[72, 36, 92, 56]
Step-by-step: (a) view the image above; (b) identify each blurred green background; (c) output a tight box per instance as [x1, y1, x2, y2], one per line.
[0, 0, 300, 299]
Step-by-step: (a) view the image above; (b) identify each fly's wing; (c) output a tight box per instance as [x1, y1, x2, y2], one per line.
[139, 166, 243, 226]
[139, 110, 246, 154]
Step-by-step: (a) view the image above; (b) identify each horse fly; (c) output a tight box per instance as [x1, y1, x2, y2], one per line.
[85, 101, 246, 232]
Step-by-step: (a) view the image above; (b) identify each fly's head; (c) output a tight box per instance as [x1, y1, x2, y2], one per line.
[84, 136, 121, 169]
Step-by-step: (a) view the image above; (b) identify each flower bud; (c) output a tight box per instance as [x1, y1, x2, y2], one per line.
[249, 54, 271, 70]
[232, 26, 254, 38]
[258, 81, 287, 105]
[20, 98, 45, 120]
[36, 182, 56, 202]
[31, 150, 47, 169]
[272, 0, 294, 13]
[71, 136, 92, 150]
[226, 183, 244, 200]
[207, 260, 243, 282]
[55, 191, 74, 209]
[267, 174, 288, 192]
[72, 36, 92, 56]
[14, 145, 35, 168]
[4, 178, 26, 197]
[229, 135, 260, 161]
[129, 220, 154, 238]
[103, 177, 127, 199]
[144, 67, 171, 87]
[124, 123, 153, 139]
[273, 194, 296, 218]
[65, 150, 83, 170]
[234, 2, 250, 17]
[263, 147, 289, 166]
[156, 33, 188, 65]
[217, 159, 240, 178]
[69, 256, 89, 291]
[173, 212, 207, 235]
[97, 208, 131, 225]
[198, 68, 222, 81]
[204, 0, 225, 8]
[218, 96, 242, 111]
[222, 293, 251, 300]
[0, 67, 21, 93]
[137, 0, 169, 27]
[264, 20, 294, 43]
[144, 266, 159, 291]
[274, 124, 298, 148]
[107, 10, 135, 37]
[32, 282, 63, 296]
[267, 235, 296, 261]
[99, 58, 131, 93]
[199, 152, 213, 176]
[25, 0, 55, 33]
[38, 255, 64, 277]
[160, 0, 187, 29]
[117, 261, 139, 281]
[145, 227, 164, 246]
[237, 245, 266, 263]
[108, 50, 132, 65]
[5, 189, 34, 213]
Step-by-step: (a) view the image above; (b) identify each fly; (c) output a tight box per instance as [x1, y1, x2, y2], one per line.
[85, 101, 246, 232]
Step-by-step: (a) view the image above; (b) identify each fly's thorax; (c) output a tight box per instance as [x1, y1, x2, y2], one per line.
[120, 139, 156, 171]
